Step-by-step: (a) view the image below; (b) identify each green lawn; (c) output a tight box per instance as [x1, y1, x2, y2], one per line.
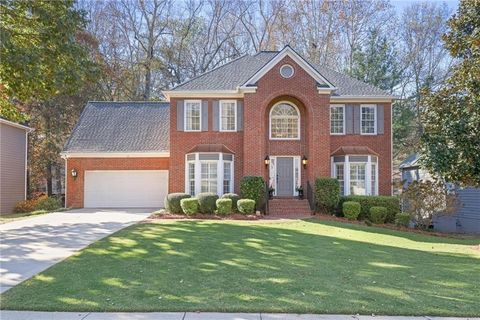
[1, 219, 479, 315]
[0, 208, 67, 224]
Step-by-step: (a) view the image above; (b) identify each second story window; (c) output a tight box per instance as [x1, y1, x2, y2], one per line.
[220, 100, 237, 131]
[270, 102, 300, 139]
[330, 105, 345, 134]
[361, 105, 376, 135]
[185, 100, 201, 131]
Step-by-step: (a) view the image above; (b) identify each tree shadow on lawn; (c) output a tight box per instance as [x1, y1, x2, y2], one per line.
[1, 220, 479, 316]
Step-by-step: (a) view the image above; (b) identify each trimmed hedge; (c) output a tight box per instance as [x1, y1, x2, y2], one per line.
[165, 193, 191, 214]
[221, 193, 240, 212]
[216, 198, 232, 215]
[339, 195, 400, 222]
[315, 177, 340, 214]
[237, 199, 256, 215]
[395, 213, 411, 227]
[343, 201, 361, 220]
[369, 206, 387, 224]
[240, 176, 265, 210]
[180, 198, 199, 216]
[197, 193, 219, 214]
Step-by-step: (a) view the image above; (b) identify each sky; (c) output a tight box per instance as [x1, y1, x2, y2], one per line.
[391, 0, 459, 12]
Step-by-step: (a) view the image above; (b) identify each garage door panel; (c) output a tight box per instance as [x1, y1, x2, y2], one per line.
[84, 170, 168, 208]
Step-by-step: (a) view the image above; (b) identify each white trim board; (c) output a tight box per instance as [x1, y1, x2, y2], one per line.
[240, 46, 337, 91]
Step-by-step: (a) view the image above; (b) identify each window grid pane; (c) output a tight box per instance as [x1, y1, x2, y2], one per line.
[201, 162, 217, 193]
[221, 102, 236, 131]
[188, 162, 195, 195]
[361, 107, 375, 134]
[271, 103, 299, 139]
[350, 163, 366, 195]
[371, 163, 377, 195]
[223, 162, 231, 194]
[335, 163, 344, 195]
[186, 102, 201, 131]
[330, 106, 344, 134]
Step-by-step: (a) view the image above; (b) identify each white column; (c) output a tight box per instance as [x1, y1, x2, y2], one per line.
[344, 156, 350, 196]
[217, 153, 224, 195]
[366, 155, 372, 195]
[195, 153, 201, 195]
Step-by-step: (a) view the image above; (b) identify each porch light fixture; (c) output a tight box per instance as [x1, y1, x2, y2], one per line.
[71, 168, 78, 179]
[302, 155, 308, 167]
[264, 156, 270, 166]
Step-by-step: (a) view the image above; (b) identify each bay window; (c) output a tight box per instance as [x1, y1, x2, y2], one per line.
[186, 153, 233, 196]
[332, 155, 378, 196]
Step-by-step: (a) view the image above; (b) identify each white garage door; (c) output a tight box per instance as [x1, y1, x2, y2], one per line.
[84, 170, 168, 208]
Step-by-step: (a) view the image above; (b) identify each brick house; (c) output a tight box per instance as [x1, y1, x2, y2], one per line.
[62, 46, 396, 210]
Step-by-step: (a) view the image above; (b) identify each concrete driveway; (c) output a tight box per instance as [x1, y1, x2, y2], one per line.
[0, 208, 153, 293]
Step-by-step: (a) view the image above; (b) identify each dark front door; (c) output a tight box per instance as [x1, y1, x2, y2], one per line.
[276, 157, 294, 196]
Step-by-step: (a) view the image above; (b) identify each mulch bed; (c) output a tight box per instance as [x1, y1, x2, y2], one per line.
[310, 213, 479, 239]
[148, 212, 259, 221]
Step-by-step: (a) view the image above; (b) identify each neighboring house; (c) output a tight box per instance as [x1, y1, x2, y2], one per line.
[0, 118, 32, 214]
[400, 153, 480, 234]
[62, 46, 396, 209]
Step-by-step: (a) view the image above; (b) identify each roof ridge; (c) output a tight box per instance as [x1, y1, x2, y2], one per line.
[87, 100, 168, 103]
[315, 64, 390, 95]
[171, 54, 249, 91]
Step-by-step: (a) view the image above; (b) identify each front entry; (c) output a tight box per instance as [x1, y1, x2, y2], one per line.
[276, 157, 294, 196]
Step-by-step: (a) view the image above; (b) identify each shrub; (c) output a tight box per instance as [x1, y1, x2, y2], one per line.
[197, 193, 219, 214]
[240, 176, 265, 210]
[395, 212, 411, 227]
[35, 196, 61, 211]
[13, 199, 37, 213]
[221, 193, 240, 212]
[400, 180, 458, 229]
[237, 199, 256, 215]
[180, 198, 199, 216]
[314, 177, 340, 214]
[165, 193, 191, 214]
[369, 206, 387, 224]
[216, 198, 232, 215]
[343, 201, 361, 220]
[339, 196, 400, 222]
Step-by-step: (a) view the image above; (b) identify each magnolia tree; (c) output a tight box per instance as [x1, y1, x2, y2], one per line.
[400, 180, 458, 229]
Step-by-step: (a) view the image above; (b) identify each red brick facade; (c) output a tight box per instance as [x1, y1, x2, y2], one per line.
[66, 55, 392, 208]
[66, 157, 169, 208]
[170, 56, 392, 196]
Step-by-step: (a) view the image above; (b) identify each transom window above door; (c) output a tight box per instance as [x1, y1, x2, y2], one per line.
[270, 102, 300, 139]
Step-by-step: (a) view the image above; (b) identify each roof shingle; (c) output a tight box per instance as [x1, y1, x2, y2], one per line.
[63, 102, 170, 153]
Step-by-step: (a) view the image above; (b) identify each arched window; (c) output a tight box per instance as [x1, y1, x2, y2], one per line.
[270, 102, 300, 139]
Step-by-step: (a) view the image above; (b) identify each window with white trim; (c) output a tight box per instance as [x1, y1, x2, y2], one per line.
[201, 162, 217, 193]
[330, 105, 345, 134]
[332, 155, 378, 196]
[361, 105, 376, 134]
[270, 102, 300, 139]
[350, 163, 366, 195]
[188, 162, 195, 196]
[186, 153, 233, 196]
[185, 100, 201, 131]
[220, 100, 236, 131]
[335, 163, 345, 195]
[223, 161, 232, 194]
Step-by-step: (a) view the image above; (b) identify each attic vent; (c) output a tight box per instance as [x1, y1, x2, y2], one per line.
[280, 64, 294, 78]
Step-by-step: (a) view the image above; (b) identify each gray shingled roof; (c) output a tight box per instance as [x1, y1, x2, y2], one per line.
[172, 51, 390, 96]
[63, 102, 169, 153]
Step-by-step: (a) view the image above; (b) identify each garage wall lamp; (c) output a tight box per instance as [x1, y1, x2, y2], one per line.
[302, 155, 308, 167]
[264, 155, 270, 166]
[71, 168, 78, 179]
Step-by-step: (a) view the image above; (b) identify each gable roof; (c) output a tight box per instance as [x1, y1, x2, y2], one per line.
[399, 153, 421, 169]
[62, 101, 170, 154]
[0, 118, 32, 132]
[167, 46, 393, 98]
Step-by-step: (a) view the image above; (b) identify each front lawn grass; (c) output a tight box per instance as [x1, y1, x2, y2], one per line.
[1, 219, 479, 315]
[0, 208, 68, 224]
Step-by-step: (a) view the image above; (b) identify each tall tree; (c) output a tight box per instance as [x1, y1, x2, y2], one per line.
[349, 28, 402, 92]
[421, 0, 480, 186]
